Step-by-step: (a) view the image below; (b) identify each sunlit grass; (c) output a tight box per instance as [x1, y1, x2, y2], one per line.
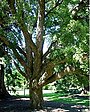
[43, 92, 67, 97]
[43, 93, 89, 106]
[15, 92, 89, 106]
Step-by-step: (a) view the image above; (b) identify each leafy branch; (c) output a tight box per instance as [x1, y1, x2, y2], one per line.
[45, 0, 63, 17]
[0, 35, 27, 68]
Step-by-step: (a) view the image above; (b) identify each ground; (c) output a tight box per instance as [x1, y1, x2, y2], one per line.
[0, 96, 89, 112]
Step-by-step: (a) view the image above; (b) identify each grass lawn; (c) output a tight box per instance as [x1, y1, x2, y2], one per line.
[43, 93, 89, 106]
[15, 92, 89, 107]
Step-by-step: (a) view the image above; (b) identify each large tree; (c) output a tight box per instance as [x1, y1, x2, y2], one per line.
[0, 41, 10, 99]
[0, 0, 89, 109]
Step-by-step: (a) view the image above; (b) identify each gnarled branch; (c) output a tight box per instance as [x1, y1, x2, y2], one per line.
[38, 67, 82, 87]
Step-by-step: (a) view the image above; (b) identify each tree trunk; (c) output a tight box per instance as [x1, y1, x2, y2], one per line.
[0, 64, 10, 99]
[29, 81, 43, 110]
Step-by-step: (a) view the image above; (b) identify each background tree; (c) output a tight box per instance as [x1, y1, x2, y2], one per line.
[0, 41, 10, 99]
[0, 0, 89, 110]
[4, 56, 26, 93]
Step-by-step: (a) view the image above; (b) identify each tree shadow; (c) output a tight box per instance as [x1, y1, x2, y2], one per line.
[0, 97, 89, 112]
[43, 101, 89, 112]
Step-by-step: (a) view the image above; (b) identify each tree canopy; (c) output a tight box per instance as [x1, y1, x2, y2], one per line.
[0, 0, 89, 109]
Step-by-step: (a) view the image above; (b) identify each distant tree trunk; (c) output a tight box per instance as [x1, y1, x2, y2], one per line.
[0, 64, 10, 99]
[84, 85, 89, 91]
[83, 85, 89, 94]
[29, 80, 43, 110]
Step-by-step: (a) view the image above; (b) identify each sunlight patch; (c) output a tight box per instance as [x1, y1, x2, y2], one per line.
[52, 108, 69, 112]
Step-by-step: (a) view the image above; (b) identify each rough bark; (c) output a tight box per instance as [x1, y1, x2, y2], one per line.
[29, 80, 43, 110]
[27, 1, 45, 109]
[0, 64, 10, 99]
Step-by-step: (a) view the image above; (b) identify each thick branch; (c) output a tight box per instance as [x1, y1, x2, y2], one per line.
[41, 59, 66, 81]
[42, 58, 66, 75]
[31, 59, 66, 82]
[7, 0, 16, 13]
[42, 41, 57, 60]
[0, 36, 27, 68]
[17, 46, 26, 57]
[20, 25, 37, 53]
[33, 0, 45, 77]
[7, 0, 37, 53]
[32, 0, 63, 30]
[36, 0, 45, 51]
[39, 68, 81, 87]
[25, 36, 33, 78]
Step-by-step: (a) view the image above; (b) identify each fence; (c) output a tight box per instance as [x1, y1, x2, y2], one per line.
[8, 89, 55, 95]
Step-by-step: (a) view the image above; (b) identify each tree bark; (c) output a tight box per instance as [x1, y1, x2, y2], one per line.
[0, 64, 10, 99]
[29, 81, 43, 110]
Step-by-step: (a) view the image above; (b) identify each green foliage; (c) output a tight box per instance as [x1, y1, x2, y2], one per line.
[4, 55, 27, 93]
[54, 72, 89, 94]
[43, 85, 49, 90]
[54, 74, 81, 92]
[5, 68, 27, 93]
[0, 0, 89, 93]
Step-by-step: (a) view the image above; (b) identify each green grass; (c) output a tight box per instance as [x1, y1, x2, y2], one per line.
[15, 92, 89, 106]
[43, 93, 89, 106]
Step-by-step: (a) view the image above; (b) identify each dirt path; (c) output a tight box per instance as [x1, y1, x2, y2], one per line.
[0, 98, 89, 112]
